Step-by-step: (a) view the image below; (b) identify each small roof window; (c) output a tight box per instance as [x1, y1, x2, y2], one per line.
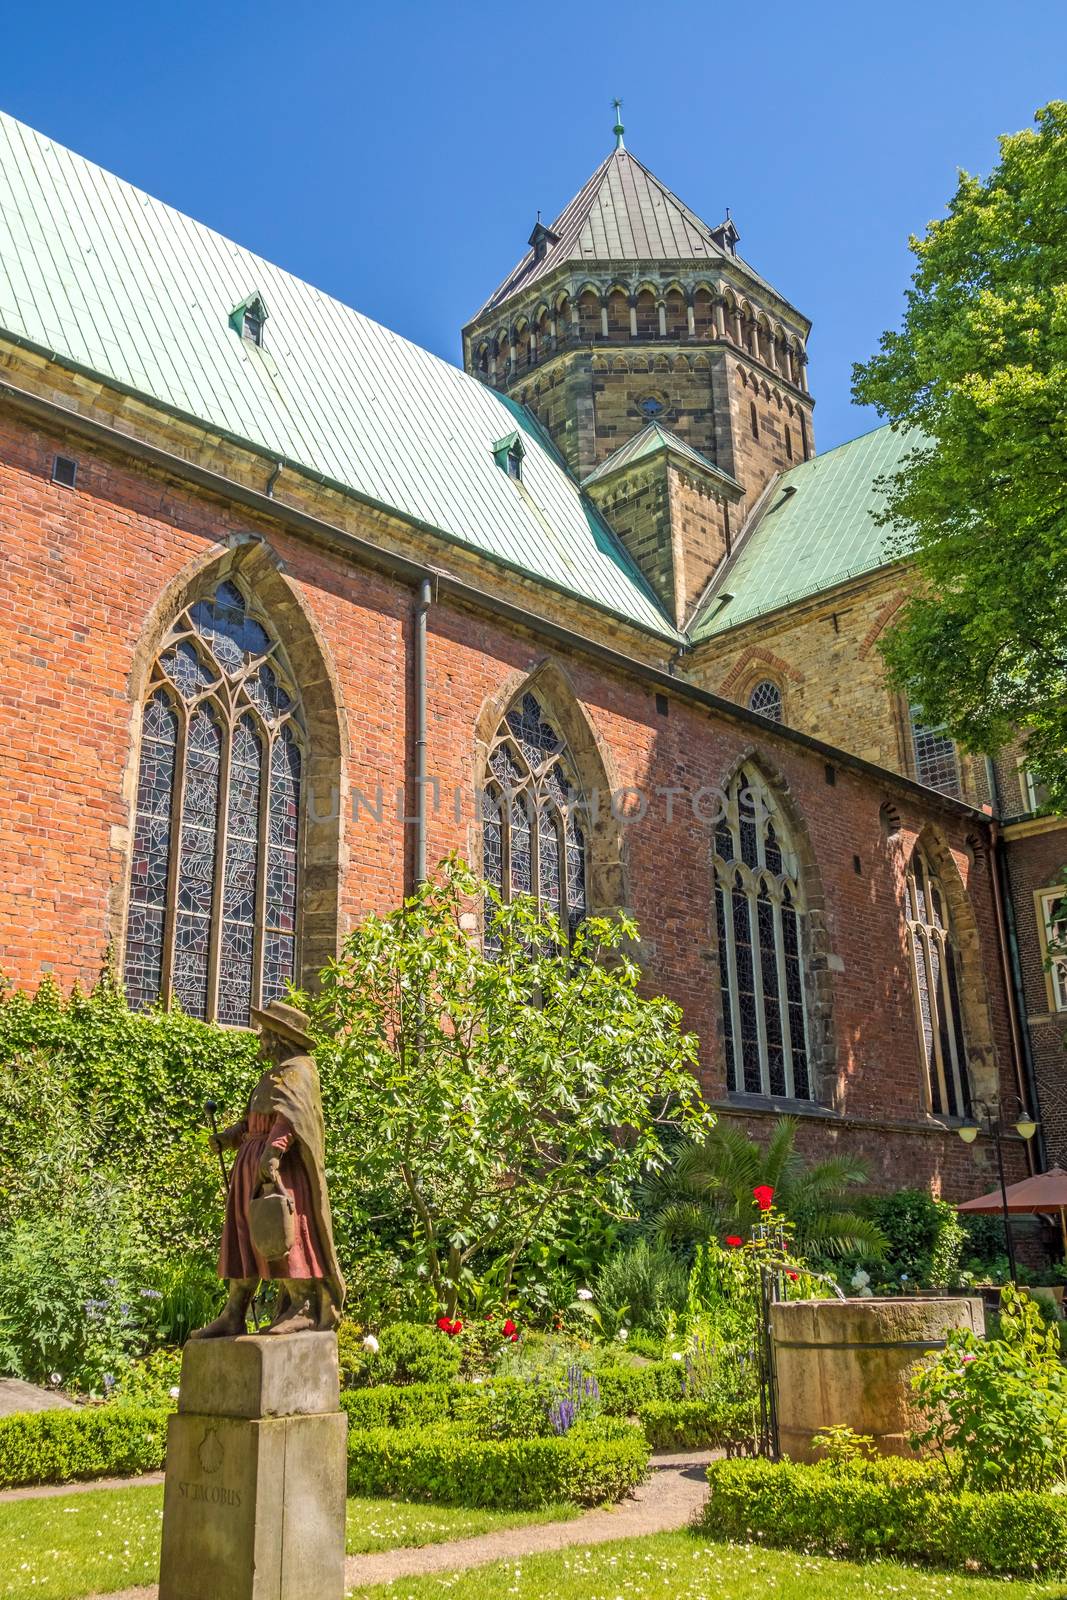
[229, 293, 268, 347]
[492, 431, 525, 482]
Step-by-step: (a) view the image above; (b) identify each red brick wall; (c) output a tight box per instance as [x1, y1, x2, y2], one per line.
[0, 410, 1028, 1200]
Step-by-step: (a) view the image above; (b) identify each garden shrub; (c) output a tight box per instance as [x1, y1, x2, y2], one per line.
[346, 1421, 649, 1508]
[637, 1398, 752, 1451]
[0, 1404, 168, 1489]
[593, 1240, 687, 1333]
[354, 1322, 462, 1388]
[911, 1282, 1066, 1489]
[340, 1382, 460, 1431]
[0, 979, 257, 1388]
[866, 1188, 965, 1288]
[702, 1456, 1067, 1578]
[113, 1348, 182, 1407]
[595, 1361, 684, 1414]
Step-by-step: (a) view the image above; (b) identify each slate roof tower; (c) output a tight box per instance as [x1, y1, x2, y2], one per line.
[462, 117, 816, 627]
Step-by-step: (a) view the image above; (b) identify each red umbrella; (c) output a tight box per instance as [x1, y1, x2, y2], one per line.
[957, 1166, 1067, 1254]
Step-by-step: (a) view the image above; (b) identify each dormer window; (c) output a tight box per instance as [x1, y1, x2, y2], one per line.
[492, 431, 525, 482]
[242, 305, 264, 345]
[528, 218, 561, 265]
[229, 293, 268, 347]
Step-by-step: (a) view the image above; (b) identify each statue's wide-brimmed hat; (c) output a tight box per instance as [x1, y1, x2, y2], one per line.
[250, 999, 313, 1053]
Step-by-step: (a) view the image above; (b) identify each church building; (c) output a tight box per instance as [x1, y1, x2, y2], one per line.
[0, 108, 1059, 1201]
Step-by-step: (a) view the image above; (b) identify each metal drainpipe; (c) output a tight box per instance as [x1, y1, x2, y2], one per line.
[984, 756, 1045, 1172]
[414, 577, 433, 887]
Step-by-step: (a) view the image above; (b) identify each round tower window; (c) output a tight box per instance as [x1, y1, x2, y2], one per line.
[639, 396, 665, 421]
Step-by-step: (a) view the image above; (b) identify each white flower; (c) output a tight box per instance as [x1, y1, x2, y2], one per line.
[49, 1373, 62, 1387]
[671, 1351, 683, 1362]
[168, 1386, 180, 1399]
[850, 1269, 870, 1291]
[576, 1288, 594, 1302]
[616, 1328, 629, 1342]
[362, 1334, 380, 1354]
[471, 1375, 484, 1384]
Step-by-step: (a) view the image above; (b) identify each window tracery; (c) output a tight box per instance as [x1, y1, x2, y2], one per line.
[713, 768, 812, 1100]
[124, 579, 303, 1024]
[481, 691, 587, 949]
[905, 843, 971, 1117]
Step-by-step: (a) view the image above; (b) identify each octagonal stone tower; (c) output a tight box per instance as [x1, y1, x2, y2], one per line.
[462, 120, 815, 533]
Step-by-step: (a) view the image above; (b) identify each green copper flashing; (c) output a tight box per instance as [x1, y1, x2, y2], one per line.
[612, 97, 625, 150]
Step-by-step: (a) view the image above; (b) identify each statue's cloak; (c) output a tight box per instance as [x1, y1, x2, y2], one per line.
[256, 1053, 345, 1313]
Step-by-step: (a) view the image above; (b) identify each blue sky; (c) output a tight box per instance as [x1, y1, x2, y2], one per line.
[3, 0, 1063, 449]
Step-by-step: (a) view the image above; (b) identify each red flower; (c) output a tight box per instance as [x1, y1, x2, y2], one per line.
[725, 1235, 743, 1248]
[502, 1319, 517, 1337]
[753, 1185, 775, 1212]
[451, 1320, 463, 1335]
[436, 1316, 452, 1332]
[787, 1270, 799, 1282]
[485, 1313, 495, 1321]
[509, 1332, 519, 1342]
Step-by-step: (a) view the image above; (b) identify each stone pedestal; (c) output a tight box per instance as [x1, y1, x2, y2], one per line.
[771, 1296, 984, 1461]
[158, 1333, 346, 1600]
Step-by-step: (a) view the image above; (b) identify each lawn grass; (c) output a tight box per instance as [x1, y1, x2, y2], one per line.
[346, 1530, 1066, 1600]
[0, 1483, 579, 1599]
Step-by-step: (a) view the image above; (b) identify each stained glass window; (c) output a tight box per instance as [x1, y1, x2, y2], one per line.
[123, 578, 305, 1024]
[910, 707, 961, 797]
[481, 691, 587, 946]
[906, 845, 971, 1117]
[713, 767, 813, 1099]
[748, 680, 783, 723]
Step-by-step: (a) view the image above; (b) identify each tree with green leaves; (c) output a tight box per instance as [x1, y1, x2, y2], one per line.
[303, 857, 712, 1316]
[642, 1116, 885, 1259]
[852, 101, 1067, 807]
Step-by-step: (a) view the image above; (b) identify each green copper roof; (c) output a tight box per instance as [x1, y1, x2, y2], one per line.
[0, 112, 678, 641]
[582, 420, 740, 491]
[689, 423, 918, 640]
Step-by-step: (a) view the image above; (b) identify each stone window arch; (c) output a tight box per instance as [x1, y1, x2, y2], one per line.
[748, 679, 783, 723]
[713, 766, 814, 1100]
[481, 689, 589, 950]
[905, 839, 973, 1117]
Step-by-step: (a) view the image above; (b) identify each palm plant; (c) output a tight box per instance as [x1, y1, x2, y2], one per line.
[643, 1117, 886, 1260]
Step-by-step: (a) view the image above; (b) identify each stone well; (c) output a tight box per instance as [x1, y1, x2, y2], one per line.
[770, 1296, 984, 1461]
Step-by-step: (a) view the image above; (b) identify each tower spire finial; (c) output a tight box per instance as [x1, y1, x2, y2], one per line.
[611, 97, 625, 151]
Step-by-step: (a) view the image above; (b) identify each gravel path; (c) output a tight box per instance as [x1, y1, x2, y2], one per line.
[0, 1471, 163, 1504]
[68, 1452, 715, 1600]
[344, 1454, 714, 1592]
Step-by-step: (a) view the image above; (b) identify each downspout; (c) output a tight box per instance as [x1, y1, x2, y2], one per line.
[414, 576, 433, 887]
[984, 757, 1045, 1172]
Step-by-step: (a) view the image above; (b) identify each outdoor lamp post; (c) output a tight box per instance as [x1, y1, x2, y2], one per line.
[957, 1099, 1038, 1282]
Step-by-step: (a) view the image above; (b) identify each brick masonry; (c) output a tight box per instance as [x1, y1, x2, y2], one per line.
[0, 399, 1031, 1202]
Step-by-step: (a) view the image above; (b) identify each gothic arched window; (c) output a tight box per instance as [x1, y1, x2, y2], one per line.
[713, 768, 812, 1100]
[123, 579, 304, 1025]
[906, 844, 971, 1117]
[748, 679, 783, 723]
[482, 691, 587, 949]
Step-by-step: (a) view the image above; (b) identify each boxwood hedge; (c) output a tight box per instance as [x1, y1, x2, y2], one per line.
[347, 1421, 649, 1508]
[703, 1456, 1067, 1578]
[0, 1404, 169, 1488]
